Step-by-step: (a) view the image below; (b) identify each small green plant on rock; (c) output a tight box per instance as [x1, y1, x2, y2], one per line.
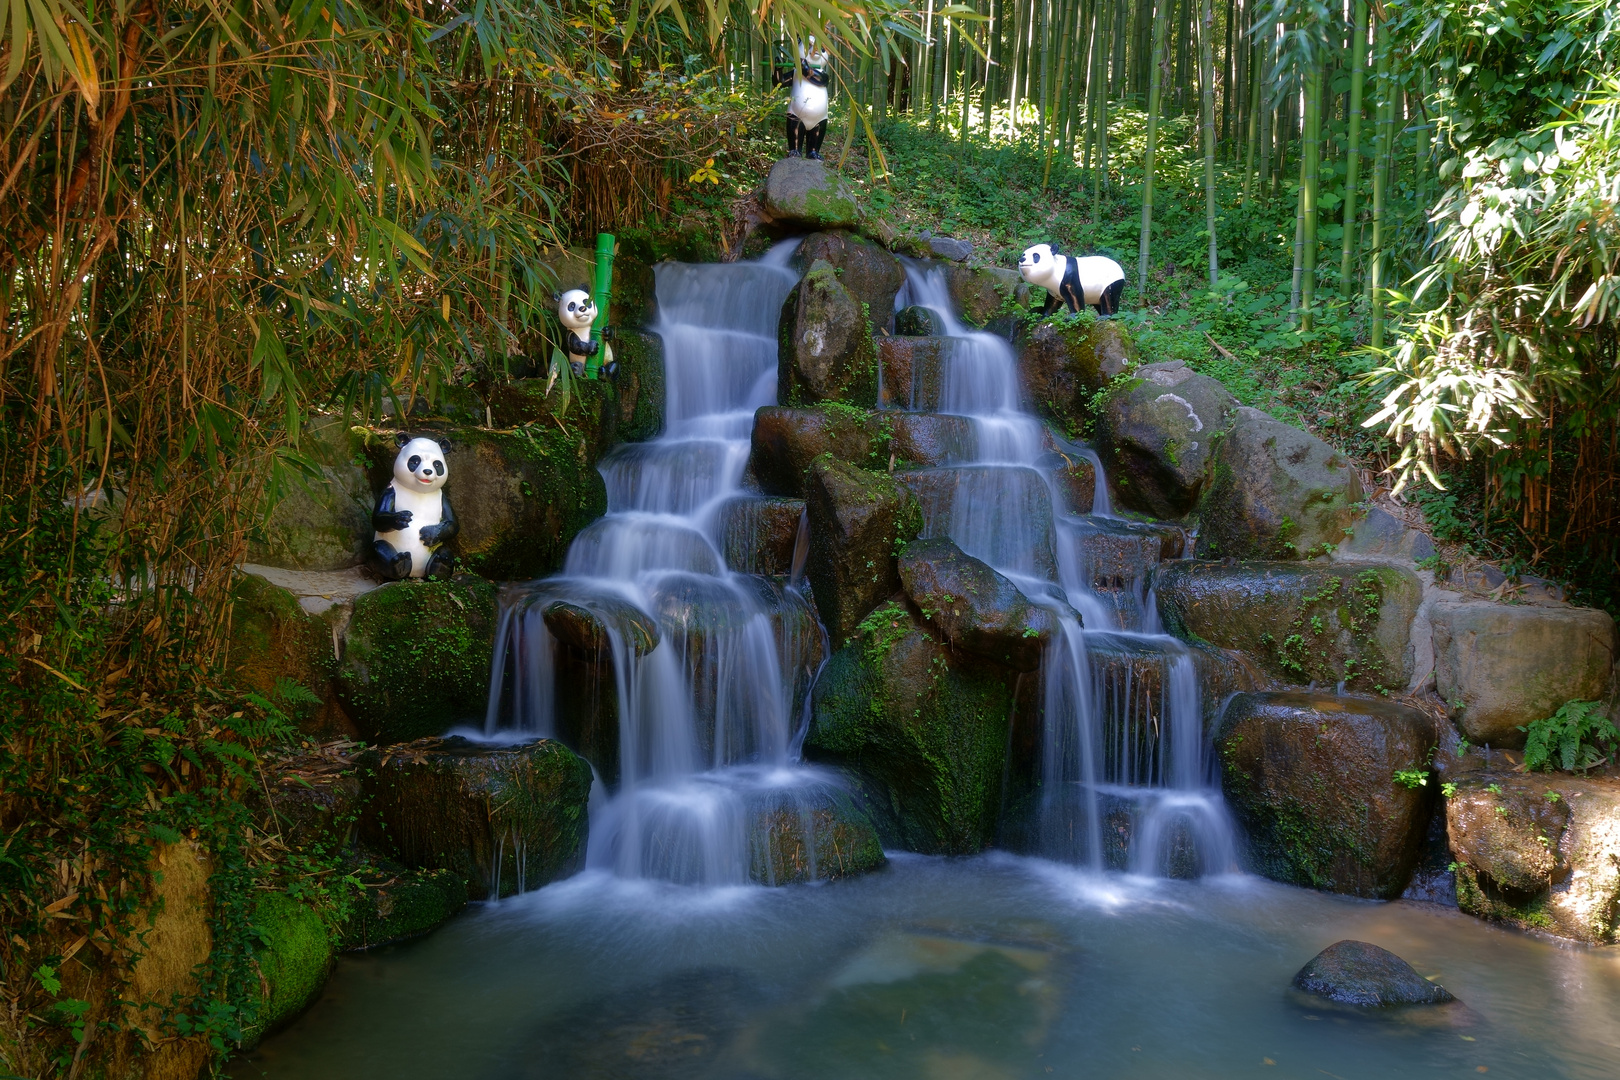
[1520, 700, 1618, 773]
[1393, 768, 1431, 789]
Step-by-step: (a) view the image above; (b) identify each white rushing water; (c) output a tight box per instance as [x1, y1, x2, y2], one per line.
[892, 263, 1235, 876]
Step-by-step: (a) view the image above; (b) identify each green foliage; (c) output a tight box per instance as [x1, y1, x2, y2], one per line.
[855, 601, 914, 662]
[1393, 768, 1431, 789]
[1520, 700, 1619, 773]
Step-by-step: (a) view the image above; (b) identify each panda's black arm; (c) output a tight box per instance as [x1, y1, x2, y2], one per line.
[566, 331, 600, 357]
[421, 495, 459, 546]
[372, 487, 412, 532]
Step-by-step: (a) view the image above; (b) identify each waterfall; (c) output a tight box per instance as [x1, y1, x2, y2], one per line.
[482, 241, 842, 887]
[894, 262, 1236, 877]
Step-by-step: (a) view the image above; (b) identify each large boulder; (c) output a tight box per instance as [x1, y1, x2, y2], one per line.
[805, 603, 1019, 854]
[336, 577, 497, 743]
[806, 457, 922, 644]
[778, 260, 878, 407]
[1216, 691, 1436, 898]
[245, 892, 334, 1044]
[795, 231, 905, 330]
[1430, 598, 1615, 747]
[1156, 561, 1423, 692]
[228, 572, 352, 737]
[250, 416, 371, 571]
[944, 264, 1027, 326]
[759, 158, 860, 230]
[1017, 318, 1136, 438]
[1098, 361, 1237, 518]
[1195, 407, 1362, 560]
[898, 536, 1055, 672]
[608, 327, 666, 442]
[1292, 941, 1454, 1006]
[877, 337, 945, 410]
[749, 406, 876, 497]
[360, 736, 592, 899]
[1337, 506, 1437, 563]
[1446, 770, 1620, 943]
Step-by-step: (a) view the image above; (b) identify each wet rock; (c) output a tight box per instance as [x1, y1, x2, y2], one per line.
[806, 604, 1018, 854]
[806, 457, 923, 644]
[899, 466, 1059, 582]
[1156, 561, 1423, 692]
[609, 327, 666, 442]
[339, 855, 468, 952]
[746, 783, 887, 885]
[760, 157, 860, 230]
[337, 577, 497, 743]
[898, 536, 1055, 672]
[542, 596, 660, 656]
[895, 305, 946, 336]
[1338, 506, 1437, 563]
[268, 771, 362, 853]
[479, 376, 618, 461]
[927, 234, 975, 261]
[718, 496, 805, 576]
[795, 231, 905, 329]
[229, 572, 352, 737]
[877, 336, 945, 410]
[1048, 453, 1097, 515]
[1444, 771, 1620, 943]
[1017, 319, 1137, 438]
[1216, 691, 1436, 899]
[1292, 941, 1454, 1006]
[246, 891, 335, 1043]
[250, 416, 371, 571]
[1430, 598, 1616, 747]
[778, 260, 878, 407]
[1097, 361, 1237, 518]
[1196, 407, 1363, 560]
[360, 736, 592, 898]
[884, 412, 977, 467]
[749, 405, 877, 497]
[944, 264, 1027, 326]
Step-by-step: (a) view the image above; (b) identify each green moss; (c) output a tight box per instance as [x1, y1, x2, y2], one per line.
[245, 891, 335, 1043]
[339, 858, 468, 951]
[228, 574, 342, 735]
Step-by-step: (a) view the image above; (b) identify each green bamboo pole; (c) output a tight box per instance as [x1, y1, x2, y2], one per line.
[1199, 0, 1219, 287]
[1220, 0, 1235, 148]
[1369, 10, 1392, 348]
[1300, 60, 1322, 331]
[1044, 0, 1078, 186]
[1338, 0, 1368, 300]
[1098, 0, 1112, 194]
[1138, 0, 1171, 303]
[1241, 0, 1262, 205]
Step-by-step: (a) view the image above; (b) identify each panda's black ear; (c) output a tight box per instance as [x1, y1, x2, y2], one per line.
[394, 432, 411, 449]
[551, 290, 560, 303]
[1049, 243, 1063, 255]
[577, 283, 591, 295]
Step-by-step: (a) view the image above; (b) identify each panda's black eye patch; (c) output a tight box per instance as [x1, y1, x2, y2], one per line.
[433, 460, 444, 476]
[407, 455, 422, 472]
[568, 302, 576, 311]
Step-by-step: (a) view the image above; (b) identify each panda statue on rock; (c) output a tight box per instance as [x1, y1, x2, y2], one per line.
[369, 436, 458, 582]
[556, 286, 602, 378]
[1018, 244, 1126, 317]
[784, 38, 830, 160]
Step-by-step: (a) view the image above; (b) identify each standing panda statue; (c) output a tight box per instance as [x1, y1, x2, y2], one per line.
[369, 436, 458, 581]
[785, 38, 830, 160]
[1018, 244, 1126, 317]
[556, 286, 600, 378]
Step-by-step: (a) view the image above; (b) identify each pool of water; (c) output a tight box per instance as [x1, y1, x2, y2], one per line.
[233, 855, 1620, 1079]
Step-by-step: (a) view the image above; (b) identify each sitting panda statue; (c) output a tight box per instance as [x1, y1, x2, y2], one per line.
[556, 286, 600, 378]
[785, 38, 830, 160]
[369, 436, 458, 581]
[1018, 244, 1126, 317]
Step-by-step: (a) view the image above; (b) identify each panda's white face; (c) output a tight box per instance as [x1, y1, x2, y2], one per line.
[801, 36, 829, 71]
[393, 437, 447, 492]
[558, 288, 595, 333]
[1018, 243, 1064, 288]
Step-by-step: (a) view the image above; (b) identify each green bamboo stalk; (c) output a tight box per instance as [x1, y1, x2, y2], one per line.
[1338, 0, 1367, 300]
[1199, 0, 1218, 287]
[1290, 150, 1305, 325]
[1369, 10, 1392, 348]
[1300, 60, 1322, 331]
[1220, 0, 1235, 148]
[1241, 0, 1262, 205]
[1044, 0, 1078, 187]
[1138, 0, 1171, 303]
[1098, 0, 1112, 194]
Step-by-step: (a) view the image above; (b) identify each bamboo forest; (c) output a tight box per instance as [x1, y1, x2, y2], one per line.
[5, 1, 1620, 1077]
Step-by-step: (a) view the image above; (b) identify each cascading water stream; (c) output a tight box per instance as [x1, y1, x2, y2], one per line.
[481, 241, 843, 887]
[892, 263, 1235, 876]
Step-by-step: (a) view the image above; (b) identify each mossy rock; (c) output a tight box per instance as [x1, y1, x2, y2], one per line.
[480, 376, 618, 462]
[760, 158, 860, 230]
[944, 263, 1029, 327]
[248, 416, 372, 571]
[746, 784, 887, 885]
[246, 891, 335, 1044]
[267, 772, 363, 854]
[794, 231, 905, 331]
[359, 736, 592, 898]
[228, 572, 351, 738]
[778, 260, 879, 408]
[1097, 361, 1237, 518]
[609, 327, 665, 442]
[1015, 317, 1136, 438]
[337, 577, 497, 743]
[1156, 561, 1422, 692]
[805, 604, 1018, 855]
[805, 456, 923, 644]
[749, 405, 879, 498]
[339, 854, 468, 951]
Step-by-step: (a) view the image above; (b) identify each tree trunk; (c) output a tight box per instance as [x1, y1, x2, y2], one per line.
[1339, 0, 1368, 300]
[1138, 0, 1171, 302]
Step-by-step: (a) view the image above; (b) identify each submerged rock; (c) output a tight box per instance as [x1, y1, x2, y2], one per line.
[340, 855, 468, 952]
[246, 891, 335, 1044]
[898, 536, 1055, 672]
[1292, 940, 1454, 1006]
[1216, 691, 1436, 899]
[795, 231, 905, 330]
[1430, 598, 1615, 747]
[778, 260, 878, 407]
[337, 577, 497, 743]
[360, 736, 592, 899]
[806, 457, 922, 644]
[760, 158, 860, 230]
[749, 406, 876, 497]
[717, 495, 805, 576]
[1098, 361, 1236, 518]
[1017, 319, 1136, 437]
[1195, 406, 1362, 560]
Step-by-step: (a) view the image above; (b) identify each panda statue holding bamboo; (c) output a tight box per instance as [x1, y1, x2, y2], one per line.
[785, 38, 830, 160]
[556, 286, 601, 378]
[1018, 244, 1126, 317]
[369, 436, 458, 582]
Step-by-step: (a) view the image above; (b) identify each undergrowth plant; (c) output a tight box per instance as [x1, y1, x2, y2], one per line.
[1521, 700, 1620, 774]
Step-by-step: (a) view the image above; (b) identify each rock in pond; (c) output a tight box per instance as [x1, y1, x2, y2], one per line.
[337, 577, 497, 743]
[1430, 597, 1616, 747]
[760, 157, 860, 230]
[340, 854, 468, 952]
[899, 536, 1055, 671]
[795, 230, 905, 329]
[1098, 360, 1236, 518]
[750, 406, 877, 497]
[746, 782, 887, 885]
[1216, 691, 1436, 899]
[246, 891, 335, 1044]
[1156, 560, 1422, 692]
[1292, 940, 1454, 1006]
[778, 259, 879, 407]
[1017, 318, 1136, 437]
[805, 602, 1018, 855]
[1195, 406, 1362, 560]
[360, 736, 592, 899]
[806, 457, 922, 644]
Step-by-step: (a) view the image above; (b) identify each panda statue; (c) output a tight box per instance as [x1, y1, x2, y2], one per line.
[369, 436, 458, 582]
[556, 286, 601, 378]
[785, 38, 830, 160]
[1017, 244, 1126, 317]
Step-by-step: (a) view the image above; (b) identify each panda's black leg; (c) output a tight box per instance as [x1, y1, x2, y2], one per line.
[424, 548, 456, 581]
[785, 115, 803, 157]
[1098, 279, 1125, 317]
[1041, 293, 1058, 316]
[1061, 283, 1083, 314]
[806, 120, 828, 160]
[369, 539, 411, 582]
